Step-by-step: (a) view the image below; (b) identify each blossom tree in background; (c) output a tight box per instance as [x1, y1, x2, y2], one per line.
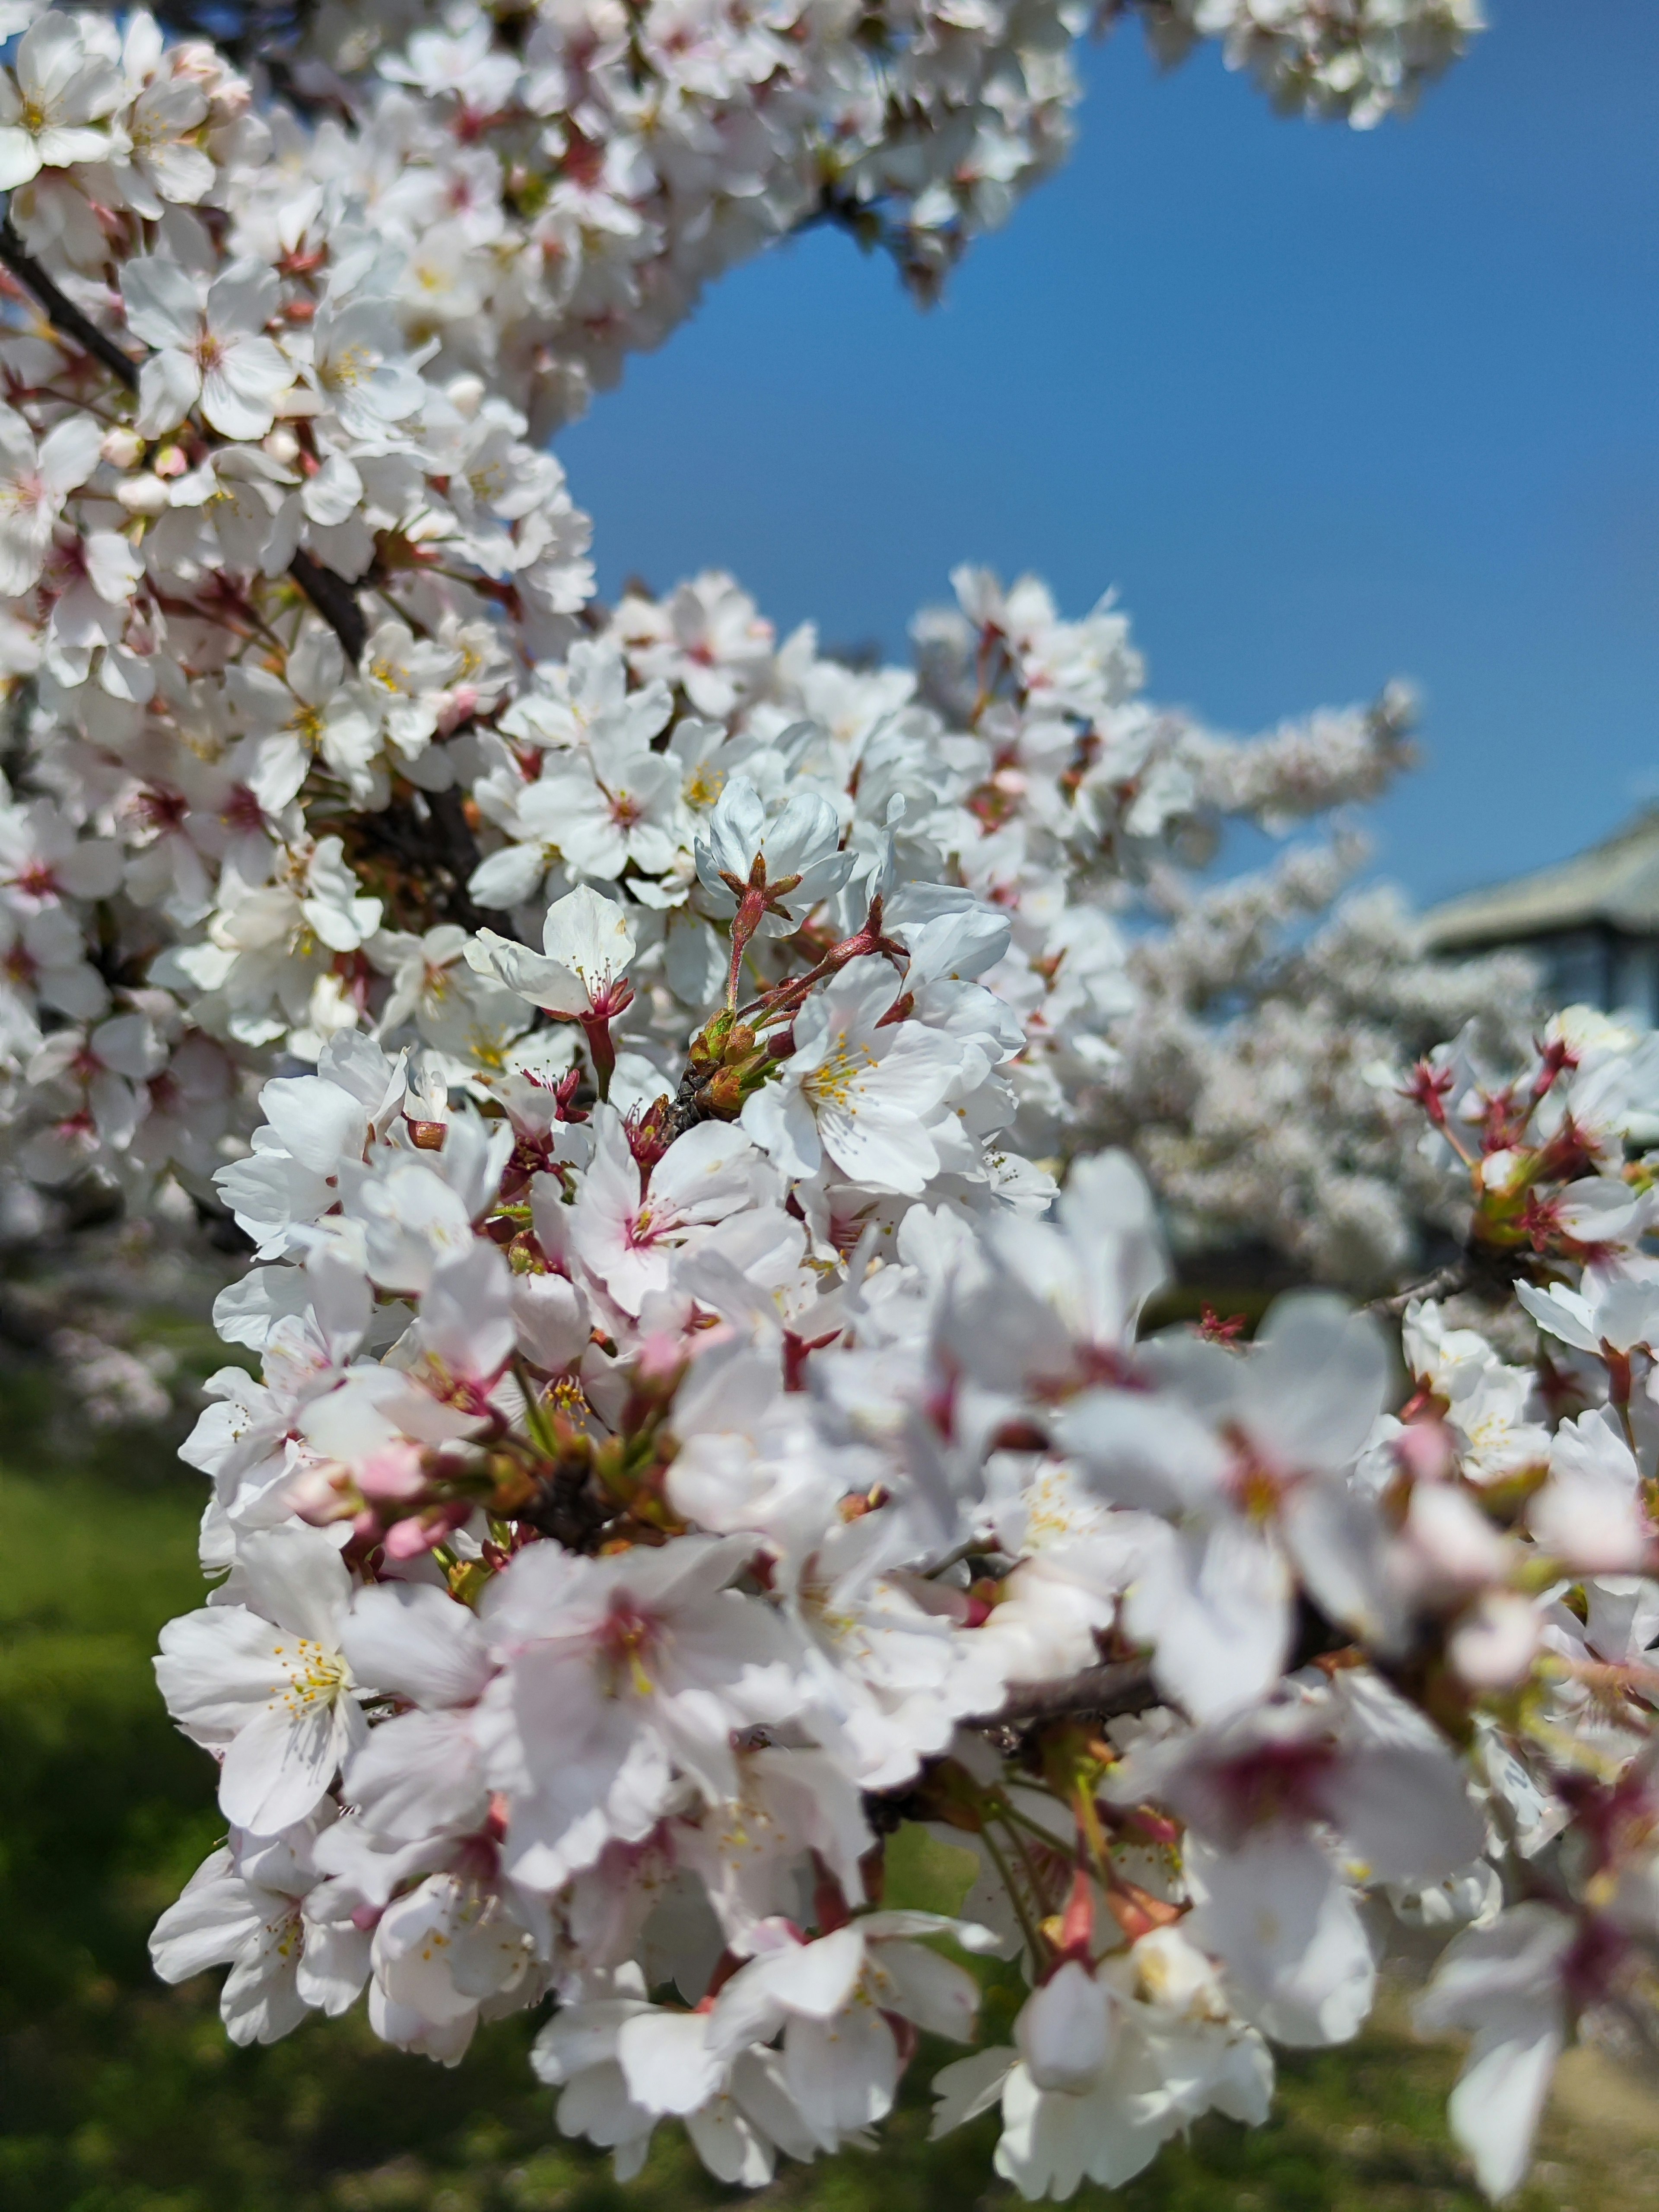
[16, 5, 1659, 2207]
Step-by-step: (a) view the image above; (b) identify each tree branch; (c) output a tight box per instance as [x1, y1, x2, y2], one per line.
[0, 216, 369, 667]
[974, 1657, 1157, 1729]
[0, 220, 140, 390]
[339, 785, 490, 931]
[1367, 1258, 1474, 1319]
[287, 546, 366, 664]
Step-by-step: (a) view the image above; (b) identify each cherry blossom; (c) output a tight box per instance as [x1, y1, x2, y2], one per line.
[6, 9, 1651, 2207]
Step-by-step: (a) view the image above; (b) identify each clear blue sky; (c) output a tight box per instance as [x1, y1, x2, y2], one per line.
[558, 0, 1659, 909]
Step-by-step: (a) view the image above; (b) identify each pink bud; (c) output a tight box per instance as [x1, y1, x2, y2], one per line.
[1396, 1418, 1455, 1485]
[384, 1515, 441, 1560]
[357, 1443, 428, 1503]
[383, 1498, 472, 1560]
[633, 1332, 684, 1386]
[285, 1464, 359, 1526]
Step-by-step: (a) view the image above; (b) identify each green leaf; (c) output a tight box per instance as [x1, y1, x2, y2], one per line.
[881, 1821, 979, 1917]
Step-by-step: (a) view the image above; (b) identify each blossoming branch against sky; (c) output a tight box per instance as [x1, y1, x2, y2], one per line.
[564, 1, 1659, 908]
[6, 6, 1659, 2207]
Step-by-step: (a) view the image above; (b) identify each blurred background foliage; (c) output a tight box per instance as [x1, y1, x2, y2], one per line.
[4, 1370, 1659, 2212]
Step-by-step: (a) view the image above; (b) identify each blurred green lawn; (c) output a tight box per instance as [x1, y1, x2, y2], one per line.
[3, 1408, 1657, 2212]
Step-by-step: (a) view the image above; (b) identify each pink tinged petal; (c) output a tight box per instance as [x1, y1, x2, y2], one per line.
[1130, 1517, 1292, 1725]
[1054, 1389, 1230, 1514]
[20, 16, 116, 113]
[814, 1096, 939, 1196]
[706, 1958, 788, 2055]
[249, 734, 309, 823]
[144, 141, 215, 206]
[373, 1880, 482, 2026]
[1278, 1481, 1408, 1653]
[1449, 1591, 1542, 1690]
[206, 261, 281, 336]
[1322, 1744, 1484, 1888]
[511, 1269, 588, 1371]
[1191, 1830, 1376, 2049]
[36, 966, 107, 1021]
[540, 883, 636, 988]
[554, 2059, 655, 2153]
[1515, 1280, 1600, 1353]
[420, 1239, 516, 1379]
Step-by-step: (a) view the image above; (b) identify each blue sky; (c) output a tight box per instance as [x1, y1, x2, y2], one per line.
[558, 0, 1659, 910]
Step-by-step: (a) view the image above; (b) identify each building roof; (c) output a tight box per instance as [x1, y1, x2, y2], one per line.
[1426, 807, 1659, 951]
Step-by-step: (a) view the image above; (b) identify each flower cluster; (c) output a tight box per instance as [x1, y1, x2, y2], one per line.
[8, 9, 1639, 2209]
[0, 5, 1500, 1279]
[149, 982, 1659, 2203]
[1131, 0, 1486, 129]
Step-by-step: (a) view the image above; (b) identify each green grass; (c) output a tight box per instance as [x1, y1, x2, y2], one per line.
[1, 1424, 1654, 2211]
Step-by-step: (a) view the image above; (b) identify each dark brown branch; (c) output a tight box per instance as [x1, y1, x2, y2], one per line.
[0, 216, 368, 667]
[0, 220, 140, 390]
[339, 785, 489, 931]
[288, 546, 366, 664]
[974, 1657, 1157, 1729]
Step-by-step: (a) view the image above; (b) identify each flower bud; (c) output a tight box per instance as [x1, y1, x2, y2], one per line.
[1015, 1960, 1114, 2092]
[100, 426, 145, 467]
[117, 474, 170, 516]
[702, 1067, 745, 1113]
[357, 1442, 428, 1504]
